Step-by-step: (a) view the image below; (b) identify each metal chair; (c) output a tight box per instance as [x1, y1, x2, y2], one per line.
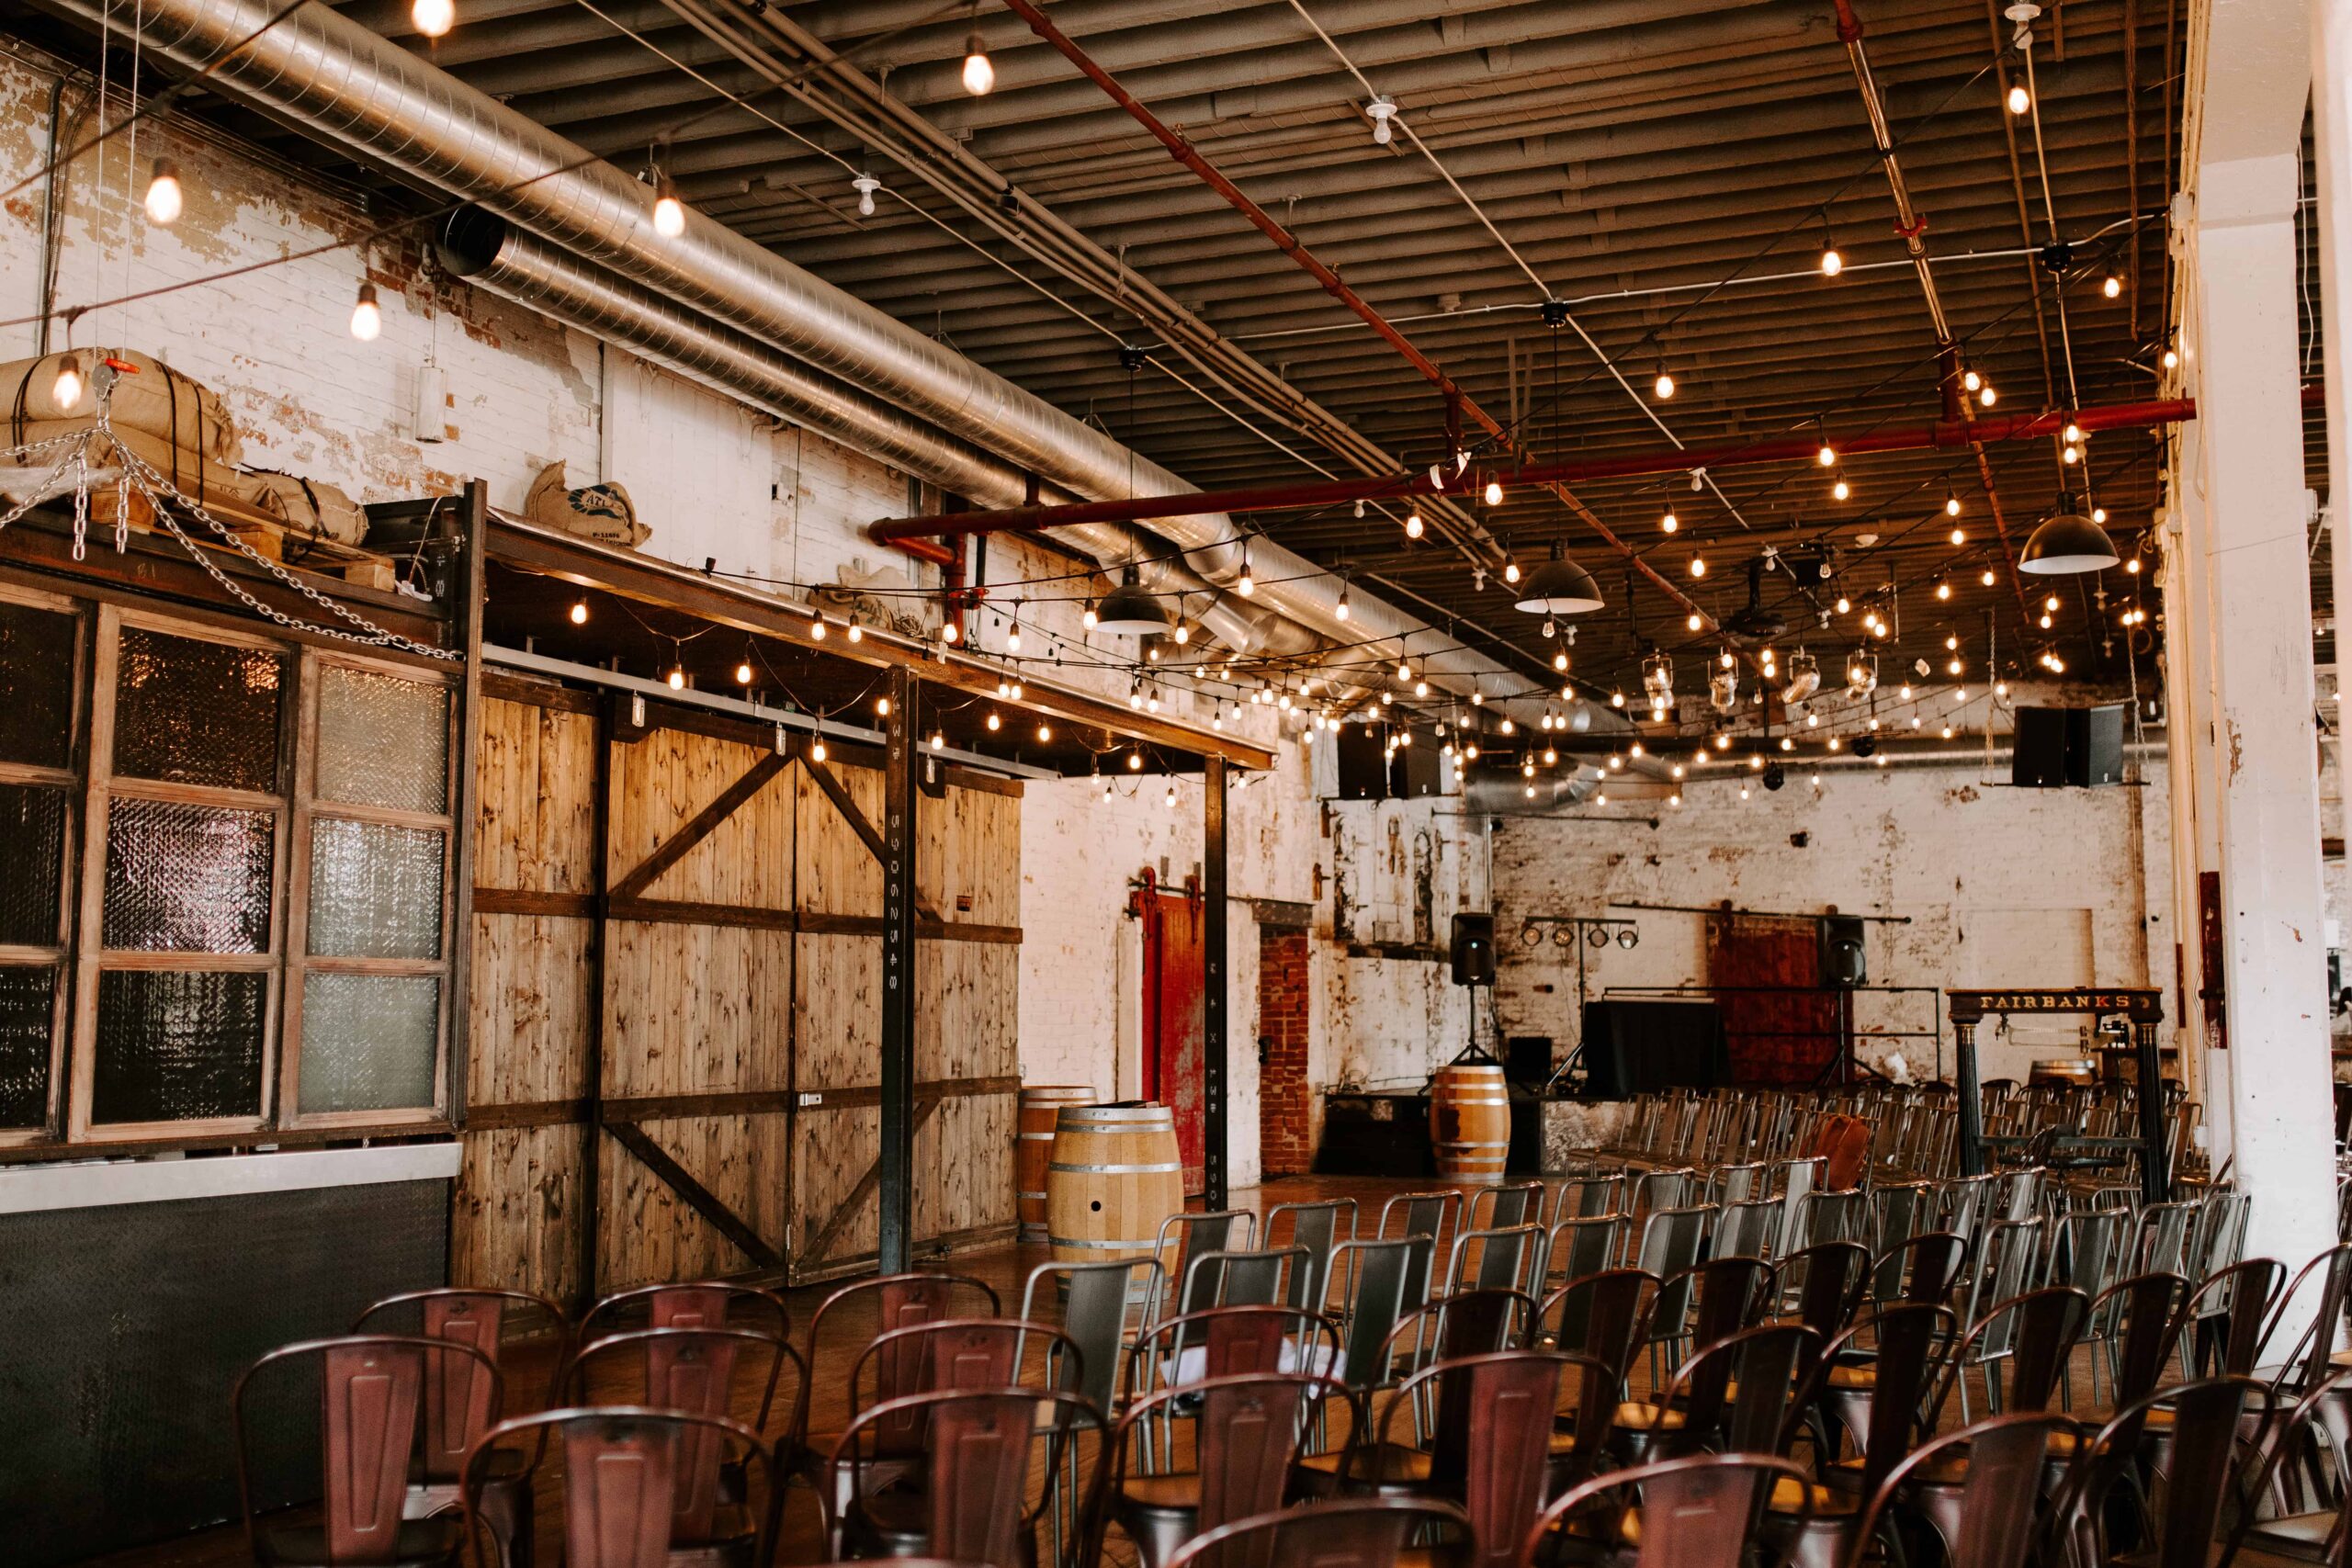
[1526, 1452, 1813, 1568]
[1108, 1370, 1349, 1568]
[1544, 1214, 1625, 1292]
[1165, 1497, 1470, 1568]
[1265, 1197, 1356, 1316]
[234, 1335, 496, 1568]
[1931, 1285, 2088, 1423]
[1547, 1172, 1625, 1228]
[797, 1270, 1001, 1475]
[351, 1287, 562, 1567]
[2052, 1377, 2276, 1568]
[831, 1386, 1102, 1568]
[581, 1280, 790, 1348]
[460, 1405, 775, 1568]
[1442, 1222, 1547, 1298]
[1856, 1412, 2076, 1568]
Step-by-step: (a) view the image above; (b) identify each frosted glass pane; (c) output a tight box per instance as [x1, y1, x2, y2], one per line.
[308, 818, 444, 959]
[316, 665, 448, 813]
[298, 971, 437, 1113]
[0, 964, 54, 1126]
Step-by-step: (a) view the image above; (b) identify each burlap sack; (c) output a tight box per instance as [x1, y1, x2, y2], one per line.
[525, 460, 648, 547]
[0, 347, 243, 465]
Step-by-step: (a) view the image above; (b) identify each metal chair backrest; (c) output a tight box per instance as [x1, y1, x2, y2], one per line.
[1115, 1371, 1348, 1541]
[1781, 1242, 1871, 1361]
[2134, 1200, 2199, 1276]
[2188, 1187, 2253, 1283]
[1548, 1172, 1624, 1226]
[1646, 1320, 1814, 1460]
[1798, 1303, 1955, 1495]
[2258, 1242, 2352, 1397]
[1468, 1180, 1546, 1234]
[804, 1269, 1001, 1405]
[1369, 1351, 1569, 1568]
[1877, 1230, 1969, 1307]
[1960, 1218, 2048, 1348]
[1792, 1187, 1868, 1252]
[1447, 1222, 1547, 1296]
[352, 1287, 560, 1483]
[232, 1335, 499, 1567]
[1634, 1203, 1711, 1288]
[1376, 1190, 1461, 1304]
[1520, 1453, 1811, 1568]
[1629, 1168, 1693, 1223]
[2052, 1205, 2129, 1307]
[2059, 1378, 2273, 1568]
[1130, 1303, 1340, 1397]
[2178, 1256, 2287, 1376]
[1379, 1289, 1540, 1372]
[2089, 1270, 2190, 1410]
[1853, 1414, 2075, 1568]
[1544, 1214, 1623, 1290]
[1713, 1198, 1781, 1262]
[1661, 1255, 1774, 1358]
[847, 1317, 1069, 1449]
[1159, 1210, 1260, 1318]
[1773, 1156, 1823, 1243]
[1166, 1496, 1470, 1568]
[835, 1385, 1101, 1568]
[581, 1279, 789, 1348]
[1265, 1198, 1354, 1314]
[1019, 1257, 1164, 1415]
[2233, 1364, 2352, 1564]
[1936, 1286, 2087, 1419]
[1540, 1269, 1660, 1387]
[1868, 1181, 1936, 1259]
[563, 1325, 795, 1466]
[1707, 1161, 1768, 1207]
[1329, 1235, 1431, 1390]
[462, 1404, 774, 1568]
[1183, 1245, 1306, 1312]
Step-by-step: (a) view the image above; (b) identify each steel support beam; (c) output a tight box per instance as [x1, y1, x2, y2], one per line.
[877, 665, 918, 1272]
[1203, 755, 1228, 1211]
[870, 398, 2199, 543]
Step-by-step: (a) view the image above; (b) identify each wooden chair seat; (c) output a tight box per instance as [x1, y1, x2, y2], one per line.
[1826, 1363, 1875, 1388]
[1611, 1401, 1687, 1432]
[1120, 1472, 1204, 1510]
[1294, 1443, 1434, 1486]
[1765, 1477, 1862, 1517]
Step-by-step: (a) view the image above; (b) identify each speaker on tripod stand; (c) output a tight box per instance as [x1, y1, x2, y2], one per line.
[1450, 912, 1496, 986]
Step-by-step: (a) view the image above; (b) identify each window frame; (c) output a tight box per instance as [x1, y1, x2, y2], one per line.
[0, 581, 88, 1148]
[67, 605, 295, 1143]
[277, 645, 458, 1131]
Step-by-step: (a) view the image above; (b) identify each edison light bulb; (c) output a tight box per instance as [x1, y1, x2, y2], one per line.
[1962, 368, 1982, 392]
[811, 736, 829, 762]
[2103, 274, 2122, 299]
[1503, 557, 1521, 585]
[2007, 83, 2030, 115]
[569, 599, 588, 626]
[854, 175, 879, 218]
[412, 0, 454, 37]
[652, 181, 686, 237]
[1979, 384, 1996, 407]
[1817, 443, 1837, 467]
[1654, 370, 1675, 400]
[666, 665, 685, 690]
[1951, 527, 1965, 547]
[1689, 553, 1707, 579]
[1832, 478, 1849, 502]
[1484, 479, 1504, 506]
[143, 157, 182, 225]
[1661, 508, 1679, 534]
[50, 353, 84, 411]
[1946, 494, 1962, 517]
[963, 33, 995, 95]
[349, 282, 382, 341]
[1982, 569, 1996, 587]
[1404, 511, 1423, 539]
[1821, 246, 1843, 277]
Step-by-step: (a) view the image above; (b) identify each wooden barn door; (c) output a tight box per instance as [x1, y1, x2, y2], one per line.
[789, 752, 1023, 1282]
[1707, 914, 1838, 1087]
[1137, 879, 1205, 1194]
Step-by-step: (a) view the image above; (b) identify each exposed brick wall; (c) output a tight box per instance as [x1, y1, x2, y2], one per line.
[1258, 928, 1312, 1176]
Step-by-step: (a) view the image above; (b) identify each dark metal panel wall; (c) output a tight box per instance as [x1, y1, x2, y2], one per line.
[0, 1178, 449, 1566]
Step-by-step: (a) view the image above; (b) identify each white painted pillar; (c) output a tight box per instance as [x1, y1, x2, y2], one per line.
[2183, 139, 2338, 1268]
[2158, 482, 2219, 1145]
[2318, 0, 2352, 954]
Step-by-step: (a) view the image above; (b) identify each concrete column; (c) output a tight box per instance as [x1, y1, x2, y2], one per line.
[2319, 0, 2352, 978]
[2182, 137, 2337, 1267]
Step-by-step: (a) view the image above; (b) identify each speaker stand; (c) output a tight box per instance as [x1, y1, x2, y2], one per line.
[1444, 983, 1503, 1067]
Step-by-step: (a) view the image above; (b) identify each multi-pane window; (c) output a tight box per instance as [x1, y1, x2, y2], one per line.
[0, 603, 465, 1147]
[0, 591, 85, 1140]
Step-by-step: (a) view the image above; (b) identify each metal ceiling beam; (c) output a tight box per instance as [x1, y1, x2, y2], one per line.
[868, 397, 2194, 543]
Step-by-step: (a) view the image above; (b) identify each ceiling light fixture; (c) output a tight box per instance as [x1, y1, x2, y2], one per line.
[143, 157, 183, 225]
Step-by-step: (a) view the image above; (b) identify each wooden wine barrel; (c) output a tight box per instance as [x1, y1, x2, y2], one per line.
[1430, 1062, 1511, 1179]
[1017, 1085, 1095, 1236]
[1046, 1102, 1183, 1267]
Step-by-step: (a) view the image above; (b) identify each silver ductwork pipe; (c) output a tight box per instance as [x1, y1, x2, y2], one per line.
[434, 210, 1299, 658]
[65, 0, 1540, 710]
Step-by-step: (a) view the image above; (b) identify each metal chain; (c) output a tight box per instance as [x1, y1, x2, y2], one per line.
[0, 400, 459, 660]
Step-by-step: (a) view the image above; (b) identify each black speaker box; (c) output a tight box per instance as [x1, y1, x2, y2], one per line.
[1334, 726, 1389, 798]
[1450, 911, 1496, 986]
[1820, 914, 1867, 987]
[2013, 705, 2125, 788]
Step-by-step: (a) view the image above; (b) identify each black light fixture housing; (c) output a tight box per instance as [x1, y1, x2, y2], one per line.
[1094, 565, 1172, 636]
[1513, 541, 1605, 615]
[2020, 502, 2119, 575]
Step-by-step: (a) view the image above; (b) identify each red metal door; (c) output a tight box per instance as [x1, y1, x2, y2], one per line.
[1137, 877, 1206, 1193]
[1707, 914, 1838, 1086]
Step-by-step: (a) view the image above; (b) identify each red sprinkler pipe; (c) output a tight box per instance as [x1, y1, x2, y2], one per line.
[868, 398, 2197, 545]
